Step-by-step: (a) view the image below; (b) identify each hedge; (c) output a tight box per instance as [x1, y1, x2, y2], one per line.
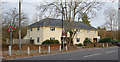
[76, 43, 83, 46]
[99, 37, 112, 43]
[84, 38, 91, 43]
[112, 40, 120, 45]
[42, 40, 60, 44]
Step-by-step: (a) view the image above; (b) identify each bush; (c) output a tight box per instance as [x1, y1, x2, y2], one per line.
[99, 37, 112, 43]
[76, 43, 83, 46]
[42, 40, 60, 44]
[84, 38, 91, 43]
[112, 40, 120, 45]
[83, 38, 91, 46]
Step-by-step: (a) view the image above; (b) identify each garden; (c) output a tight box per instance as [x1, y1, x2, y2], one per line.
[75, 37, 120, 48]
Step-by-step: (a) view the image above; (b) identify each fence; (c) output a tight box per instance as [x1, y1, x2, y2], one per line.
[3, 44, 61, 51]
[3, 42, 115, 57]
[4, 44, 68, 56]
[84, 42, 115, 48]
[5, 38, 30, 44]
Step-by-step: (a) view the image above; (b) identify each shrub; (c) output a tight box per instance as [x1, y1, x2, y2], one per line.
[84, 38, 91, 43]
[54, 40, 60, 44]
[99, 37, 112, 43]
[42, 40, 60, 44]
[83, 38, 91, 46]
[76, 43, 83, 46]
[112, 40, 120, 45]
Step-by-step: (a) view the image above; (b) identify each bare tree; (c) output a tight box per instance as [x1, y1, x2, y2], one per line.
[102, 7, 118, 40]
[2, 8, 28, 28]
[37, 0, 102, 47]
[2, 8, 29, 42]
[31, 13, 42, 23]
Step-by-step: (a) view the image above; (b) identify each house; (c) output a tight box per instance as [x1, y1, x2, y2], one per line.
[24, 18, 100, 45]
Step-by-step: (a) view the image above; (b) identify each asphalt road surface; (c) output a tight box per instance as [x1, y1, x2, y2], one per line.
[15, 46, 119, 60]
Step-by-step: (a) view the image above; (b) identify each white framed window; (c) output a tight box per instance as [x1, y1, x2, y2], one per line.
[87, 30, 90, 33]
[37, 27, 40, 31]
[76, 38, 80, 42]
[30, 28, 32, 31]
[30, 37, 32, 40]
[50, 37, 55, 40]
[37, 37, 40, 43]
[77, 29, 80, 32]
[50, 27, 55, 31]
[94, 31, 96, 33]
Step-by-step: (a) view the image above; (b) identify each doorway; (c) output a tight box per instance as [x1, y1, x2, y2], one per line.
[93, 38, 97, 42]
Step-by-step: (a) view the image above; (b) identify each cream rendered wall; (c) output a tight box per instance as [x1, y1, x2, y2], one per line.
[73, 29, 98, 44]
[29, 27, 43, 45]
[43, 26, 62, 44]
[28, 26, 98, 45]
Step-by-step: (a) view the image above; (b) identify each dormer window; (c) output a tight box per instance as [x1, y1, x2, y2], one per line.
[30, 28, 32, 31]
[50, 37, 55, 40]
[77, 29, 80, 32]
[94, 31, 96, 33]
[87, 30, 90, 33]
[50, 27, 55, 31]
[37, 27, 40, 31]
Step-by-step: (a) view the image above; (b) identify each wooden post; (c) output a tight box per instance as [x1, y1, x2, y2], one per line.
[59, 45, 61, 51]
[48, 46, 50, 53]
[9, 46, 11, 56]
[19, 0, 22, 51]
[39, 46, 41, 53]
[28, 47, 30, 55]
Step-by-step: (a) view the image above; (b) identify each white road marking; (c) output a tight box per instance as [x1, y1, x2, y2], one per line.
[105, 50, 118, 53]
[39, 52, 72, 57]
[84, 53, 101, 57]
[84, 50, 118, 58]
[67, 59, 74, 60]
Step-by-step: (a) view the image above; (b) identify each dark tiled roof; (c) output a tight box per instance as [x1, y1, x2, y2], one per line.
[29, 18, 97, 30]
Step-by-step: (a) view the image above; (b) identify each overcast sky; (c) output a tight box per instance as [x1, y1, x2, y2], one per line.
[1, 0, 118, 28]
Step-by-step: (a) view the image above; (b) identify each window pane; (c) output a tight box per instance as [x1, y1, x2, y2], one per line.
[50, 37, 55, 40]
[37, 27, 40, 31]
[50, 27, 55, 31]
[87, 30, 90, 33]
[94, 31, 96, 33]
[30, 28, 32, 31]
[30, 37, 32, 40]
[77, 29, 80, 32]
[37, 37, 40, 43]
[76, 38, 80, 42]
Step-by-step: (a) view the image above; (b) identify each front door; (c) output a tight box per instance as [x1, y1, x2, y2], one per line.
[93, 38, 97, 42]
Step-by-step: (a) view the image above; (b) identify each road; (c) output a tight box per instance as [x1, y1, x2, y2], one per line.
[14, 46, 119, 60]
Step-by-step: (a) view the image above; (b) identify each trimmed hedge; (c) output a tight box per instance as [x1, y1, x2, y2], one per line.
[84, 38, 91, 43]
[99, 37, 112, 43]
[98, 37, 120, 45]
[76, 43, 83, 46]
[112, 40, 120, 45]
[42, 40, 60, 44]
[83, 38, 91, 46]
